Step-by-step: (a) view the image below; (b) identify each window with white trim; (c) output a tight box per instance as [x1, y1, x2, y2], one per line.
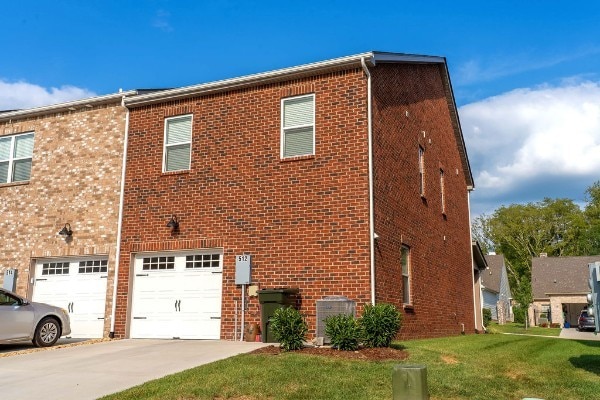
[186, 254, 221, 269]
[418, 146, 425, 196]
[281, 94, 315, 158]
[440, 169, 446, 214]
[0, 132, 34, 184]
[42, 262, 70, 276]
[401, 245, 411, 305]
[163, 115, 192, 172]
[142, 256, 175, 270]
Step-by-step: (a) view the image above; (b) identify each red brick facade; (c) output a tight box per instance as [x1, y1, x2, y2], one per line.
[113, 57, 475, 340]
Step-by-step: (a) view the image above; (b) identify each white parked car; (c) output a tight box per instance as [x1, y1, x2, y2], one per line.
[0, 288, 71, 347]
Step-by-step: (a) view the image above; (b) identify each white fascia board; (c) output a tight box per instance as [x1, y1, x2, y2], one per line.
[0, 90, 137, 122]
[125, 52, 377, 107]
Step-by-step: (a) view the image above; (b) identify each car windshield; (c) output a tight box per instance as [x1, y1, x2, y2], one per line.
[580, 311, 589, 318]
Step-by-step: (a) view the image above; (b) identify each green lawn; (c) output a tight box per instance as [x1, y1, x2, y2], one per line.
[487, 322, 562, 337]
[101, 334, 600, 400]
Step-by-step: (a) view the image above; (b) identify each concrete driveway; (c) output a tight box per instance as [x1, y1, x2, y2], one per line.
[0, 339, 268, 400]
[559, 327, 600, 341]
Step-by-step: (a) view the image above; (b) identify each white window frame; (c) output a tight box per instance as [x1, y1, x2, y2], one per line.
[0, 131, 34, 184]
[418, 146, 425, 197]
[440, 169, 446, 214]
[401, 245, 411, 305]
[163, 115, 192, 172]
[281, 94, 315, 159]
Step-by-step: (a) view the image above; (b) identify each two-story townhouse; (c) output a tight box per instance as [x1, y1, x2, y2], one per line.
[0, 92, 135, 338]
[109, 51, 475, 340]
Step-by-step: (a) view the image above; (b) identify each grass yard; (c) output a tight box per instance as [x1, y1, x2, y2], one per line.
[101, 334, 600, 400]
[487, 322, 562, 337]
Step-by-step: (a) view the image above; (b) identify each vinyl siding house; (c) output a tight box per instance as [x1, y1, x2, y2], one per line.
[530, 255, 599, 327]
[481, 254, 513, 322]
[0, 92, 135, 338]
[112, 51, 477, 341]
[472, 242, 488, 332]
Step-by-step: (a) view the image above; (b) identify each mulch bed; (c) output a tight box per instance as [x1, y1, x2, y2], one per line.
[249, 345, 409, 361]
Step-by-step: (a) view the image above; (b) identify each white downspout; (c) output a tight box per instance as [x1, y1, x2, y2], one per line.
[109, 96, 130, 337]
[361, 57, 376, 306]
[468, 189, 479, 332]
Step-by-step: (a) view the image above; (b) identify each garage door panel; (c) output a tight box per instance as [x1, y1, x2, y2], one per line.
[131, 252, 223, 340]
[33, 259, 108, 339]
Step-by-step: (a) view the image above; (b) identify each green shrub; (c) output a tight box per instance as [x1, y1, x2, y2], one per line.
[270, 306, 307, 351]
[482, 308, 492, 327]
[360, 303, 402, 348]
[325, 314, 361, 351]
[512, 305, 527, 324]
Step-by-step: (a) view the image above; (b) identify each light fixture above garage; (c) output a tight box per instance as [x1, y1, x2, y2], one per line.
[58, 223, 73, 237]
[166, 215, 179, 231]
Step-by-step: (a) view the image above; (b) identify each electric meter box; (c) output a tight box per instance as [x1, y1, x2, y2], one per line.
[235, 255, 252, 285]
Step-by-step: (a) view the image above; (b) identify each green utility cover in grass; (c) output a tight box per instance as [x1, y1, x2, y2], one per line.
[392, 364, 429, 400]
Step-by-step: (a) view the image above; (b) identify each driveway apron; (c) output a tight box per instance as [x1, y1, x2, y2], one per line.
[0, 339, 268, 400]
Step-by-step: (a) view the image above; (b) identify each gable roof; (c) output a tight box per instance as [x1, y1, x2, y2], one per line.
[482, 254, 505, 293]
[123, 51, 473, 189]
[531, 255, 600, 299]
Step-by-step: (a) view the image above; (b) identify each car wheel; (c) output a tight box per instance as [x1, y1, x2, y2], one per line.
[33, 317, 61, 347]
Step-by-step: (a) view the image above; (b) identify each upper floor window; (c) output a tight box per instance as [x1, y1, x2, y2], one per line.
[281, 94, 315, 158]
[0, 132, 34, 184]
[418, 146, 425, 196]
[163, 115, 192, 172]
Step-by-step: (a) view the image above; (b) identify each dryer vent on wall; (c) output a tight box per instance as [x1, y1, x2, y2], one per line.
[316, 296, 356, 344]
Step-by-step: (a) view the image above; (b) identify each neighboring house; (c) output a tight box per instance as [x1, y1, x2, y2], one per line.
[481, 254, 513, 323]
[113, 51, 476, 341]
[0, 92, 135, 338]
[530, 255, 599, 327]
[472, 241, 488, 332]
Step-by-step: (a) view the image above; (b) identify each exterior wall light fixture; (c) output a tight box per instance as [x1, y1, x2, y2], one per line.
[58, 223, 73, 237]
[166, 215, 179, 231]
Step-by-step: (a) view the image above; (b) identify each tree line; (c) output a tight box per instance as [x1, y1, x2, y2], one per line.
[472, 181, 600, 307]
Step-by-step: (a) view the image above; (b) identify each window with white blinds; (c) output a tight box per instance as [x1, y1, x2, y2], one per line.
[163, 115, 192, 172]
[281, 94, 315, 158]
[0, 132, 34, 184]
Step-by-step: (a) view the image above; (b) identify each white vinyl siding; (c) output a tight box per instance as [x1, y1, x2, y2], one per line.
[281, 94, 315, 158]
[164, 115, 192, 172]
[0, 132, 34, 183]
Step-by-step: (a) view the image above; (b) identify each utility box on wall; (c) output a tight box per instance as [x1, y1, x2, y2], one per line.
[235, 255, 252, 285]
[3, 268, 18, 292]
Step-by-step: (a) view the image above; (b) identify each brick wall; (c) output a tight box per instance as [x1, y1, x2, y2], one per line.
[0, 103, 127, 336]
[371, 63, 475, 338]
[115, 69, 373, 338]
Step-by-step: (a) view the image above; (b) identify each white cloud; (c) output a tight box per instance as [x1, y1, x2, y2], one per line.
[460, 81, 600, 214]
[152, 9, 173, 32]
[0, 79, 96, 110]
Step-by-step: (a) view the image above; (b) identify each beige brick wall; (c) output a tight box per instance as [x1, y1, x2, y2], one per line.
[0, 102, 127, 336]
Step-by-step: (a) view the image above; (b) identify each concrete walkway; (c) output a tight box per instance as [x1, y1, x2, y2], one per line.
[0, 339, 268, 400]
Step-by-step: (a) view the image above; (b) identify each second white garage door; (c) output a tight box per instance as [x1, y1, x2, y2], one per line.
[130, 251, 223, 339]
[33, 258, 109, 338]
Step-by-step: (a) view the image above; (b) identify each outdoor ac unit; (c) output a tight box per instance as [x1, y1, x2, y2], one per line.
[316, 296, 356, 344]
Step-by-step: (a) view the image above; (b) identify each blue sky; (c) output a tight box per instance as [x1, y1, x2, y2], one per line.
[3, 1, 600, 216]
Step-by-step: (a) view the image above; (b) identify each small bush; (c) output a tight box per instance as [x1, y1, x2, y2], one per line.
[540, 323, 548, 328]
[325, 314, 361, 351]
[512, 305, 527, 324]
[360, 303, 402, 348]
[482, 308, 492, 327]
[270, 306, 307, 351]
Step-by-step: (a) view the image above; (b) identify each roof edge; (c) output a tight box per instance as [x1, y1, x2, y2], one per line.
[124, 51, 449, 107]
[0, 90, 137, 122]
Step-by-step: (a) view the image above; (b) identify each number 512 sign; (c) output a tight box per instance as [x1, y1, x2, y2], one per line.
[235, 255, 252, 285]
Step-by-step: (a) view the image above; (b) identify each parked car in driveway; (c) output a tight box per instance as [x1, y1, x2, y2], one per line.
[577, 309, 596, 331]
[0, 288, 71, 347]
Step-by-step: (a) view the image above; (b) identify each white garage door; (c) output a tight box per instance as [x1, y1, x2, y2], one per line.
[130, 251, 223, 339]
[33, 258, 109, 338]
